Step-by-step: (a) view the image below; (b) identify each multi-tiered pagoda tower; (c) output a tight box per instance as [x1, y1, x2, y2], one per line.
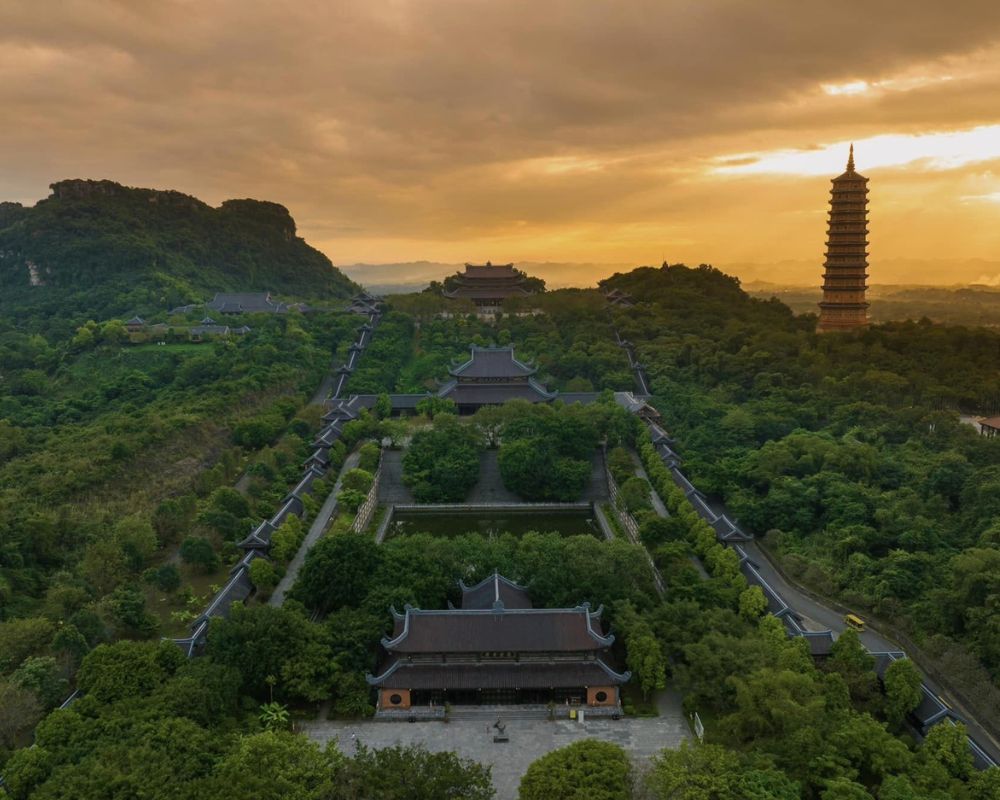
[817, 145, 870, 332]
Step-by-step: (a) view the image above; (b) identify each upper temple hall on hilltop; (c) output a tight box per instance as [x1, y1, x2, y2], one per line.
[442, 262, 537, 312]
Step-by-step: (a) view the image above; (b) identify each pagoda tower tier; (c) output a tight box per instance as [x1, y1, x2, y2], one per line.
[817, 145, 870, 332]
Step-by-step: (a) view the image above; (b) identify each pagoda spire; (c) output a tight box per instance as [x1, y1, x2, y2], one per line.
[817, 145, 870, 332]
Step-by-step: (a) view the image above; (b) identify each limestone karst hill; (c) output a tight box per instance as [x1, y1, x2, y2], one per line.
[0, 179, 356, 324]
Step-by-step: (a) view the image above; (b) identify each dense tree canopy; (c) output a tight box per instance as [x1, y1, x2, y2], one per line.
[519, 740, 632, 800]
[497, 400, 629, 501]
[603, 264, 1000, 706]
[402, 415, 483, 502]
[4, 259, 1000, 798]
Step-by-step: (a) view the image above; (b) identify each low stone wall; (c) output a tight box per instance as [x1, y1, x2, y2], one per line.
[351, 455, 383, 533]
[374, 502, 596, 545]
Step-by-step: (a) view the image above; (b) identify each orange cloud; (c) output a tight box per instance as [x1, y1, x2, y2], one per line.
[1, 1, 999, 283]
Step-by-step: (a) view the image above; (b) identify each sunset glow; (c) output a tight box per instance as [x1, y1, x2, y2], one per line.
[712, 125, 1000, 176]
[2, 1, 1000, 284]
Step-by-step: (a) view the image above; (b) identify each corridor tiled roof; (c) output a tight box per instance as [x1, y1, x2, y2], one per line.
[440, 382, 555, 405]
[371, 659, 628, 689]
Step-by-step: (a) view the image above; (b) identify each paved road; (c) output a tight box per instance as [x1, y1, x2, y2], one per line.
[738, 540, 896, 651]
[706, 502, 1000, 764]
[269, 451, 360, 606]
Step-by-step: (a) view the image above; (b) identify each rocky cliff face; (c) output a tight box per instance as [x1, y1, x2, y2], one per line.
[49, 179, 209, 210]
[220, 198, 297, 240]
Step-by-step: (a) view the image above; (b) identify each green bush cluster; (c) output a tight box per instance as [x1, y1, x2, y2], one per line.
[402, 416, 482, 503]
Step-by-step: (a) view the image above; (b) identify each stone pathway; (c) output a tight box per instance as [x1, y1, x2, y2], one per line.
[632, 451, 708, 580]
[310, 359, 339, 405]
[633, 459, 668, 518]
[301, 696, 689, 800]
[269, 451, 361, 606]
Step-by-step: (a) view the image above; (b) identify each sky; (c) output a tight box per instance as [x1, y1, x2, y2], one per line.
[3, 1, 1000, 285]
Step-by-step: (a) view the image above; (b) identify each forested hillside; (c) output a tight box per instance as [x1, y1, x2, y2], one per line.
[4, 261, 1000, 798]
[0, 179, 356, 325]
[604, 264, 1000, 708]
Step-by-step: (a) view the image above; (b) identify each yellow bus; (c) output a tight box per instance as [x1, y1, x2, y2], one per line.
[844, 613, 865, 631]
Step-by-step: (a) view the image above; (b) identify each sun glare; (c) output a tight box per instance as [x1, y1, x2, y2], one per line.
[822, 74, 955, 97]
[822, 80, 870, 96]
[961, 191, 1000, 204]
[712, 125, 1000, 176]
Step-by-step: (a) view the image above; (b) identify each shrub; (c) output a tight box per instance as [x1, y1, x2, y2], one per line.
[249, 559, 278, 596]
[358, 442, 381, 472]
[607, 446, 634, 484]
[271, 517, 306, 563]
[337, 488, 367, 514]
[341, 468, 374, 495]
[520, 740, 632, 800]
[232, 415, 284, 449]
[149, 564, 181, 592]
[618, 476, 652, 514]
[179, 537, 219, 574]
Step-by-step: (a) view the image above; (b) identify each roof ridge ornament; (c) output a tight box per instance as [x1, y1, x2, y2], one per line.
[847, 143, 855, 173]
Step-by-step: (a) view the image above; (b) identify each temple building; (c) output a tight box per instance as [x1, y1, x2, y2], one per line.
[340, 342, 657, 416]
[367, 572, 629, 711]
[443, 262, 535, 311]
[817, 145, 870, 332]
[436, 345, 556, 412]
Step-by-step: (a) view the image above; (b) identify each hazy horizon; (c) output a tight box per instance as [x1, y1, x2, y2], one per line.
[343, 258, 1000, 292]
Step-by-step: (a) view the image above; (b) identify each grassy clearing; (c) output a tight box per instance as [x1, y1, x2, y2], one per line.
[145, 562, 231, 638]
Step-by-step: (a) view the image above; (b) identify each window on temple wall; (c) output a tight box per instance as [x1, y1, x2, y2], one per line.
[595, 690, 608, 702]
[390, 693, 403, 705]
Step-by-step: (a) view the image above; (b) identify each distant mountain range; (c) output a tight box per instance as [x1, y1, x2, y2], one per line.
[0, 179, 356, 322]
[344, 259, 1000, 294]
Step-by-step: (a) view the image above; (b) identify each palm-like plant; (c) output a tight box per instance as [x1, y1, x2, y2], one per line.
[259, 701, 290, 731]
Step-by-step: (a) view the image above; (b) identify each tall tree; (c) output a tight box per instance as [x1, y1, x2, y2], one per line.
[520, 740, 630, 800]
[882, 659, 923, 729]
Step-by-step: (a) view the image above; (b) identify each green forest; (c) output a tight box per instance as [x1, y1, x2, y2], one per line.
[0, 179, 357, 326]
[2, 252, 1000, 798]
[603, 265, 1000, 717]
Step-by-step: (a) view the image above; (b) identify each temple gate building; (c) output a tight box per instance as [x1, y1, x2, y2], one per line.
[817, 145, 870, 332]
[367, 572, 629, 712]
[436, 345, 556, 412]
[334, 343, 656, 416]
[443, 262, 535, 311]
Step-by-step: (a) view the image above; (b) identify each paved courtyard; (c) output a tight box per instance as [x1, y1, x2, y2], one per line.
[300, 694, 690, 800]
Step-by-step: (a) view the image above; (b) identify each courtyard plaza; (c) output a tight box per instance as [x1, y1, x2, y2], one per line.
[300, 690, 690, 800]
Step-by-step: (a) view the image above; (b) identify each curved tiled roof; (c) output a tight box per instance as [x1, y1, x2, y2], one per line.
[459, 572, 532, 610]
[382, 603, 613, 654]
[449, 346, 536, 378]
[461, 263, 518, 278]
